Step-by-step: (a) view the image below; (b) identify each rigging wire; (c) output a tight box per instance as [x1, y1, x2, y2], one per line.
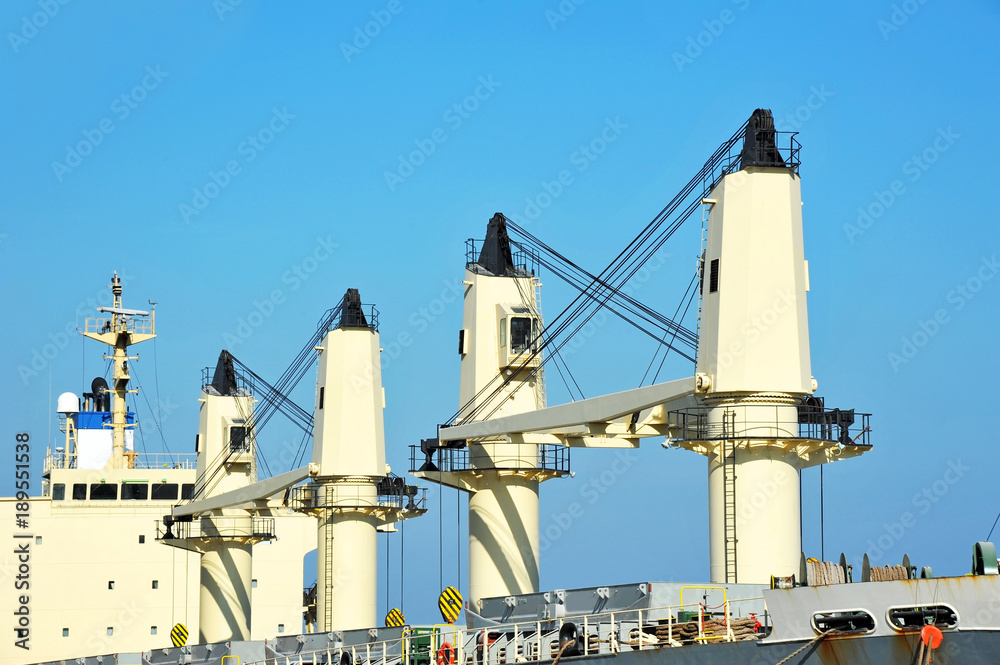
[987, 510, 1000, 542]
[188, 303, 343, 501]
[447, 118, 750, 423]
[152, 333, 171, 452]
[512, 271, 585, 401]
[549, 352, 580, 402]
[127, 390, 149, 455]
[650, 272, 700, 385]
[508, 231, 698, 349]
[130, 363, 172, 453]
[446, 182, 712, 427]
[399, 520, 406, 612]
[385, 529, 389, 615]
[639, 270, 698, 386]
[438, 477, 443, 592]
[292, 428, 311, 469]
[457, 486, 461, 589]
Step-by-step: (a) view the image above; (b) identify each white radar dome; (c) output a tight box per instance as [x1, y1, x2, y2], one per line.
[57, 392, 80, 414]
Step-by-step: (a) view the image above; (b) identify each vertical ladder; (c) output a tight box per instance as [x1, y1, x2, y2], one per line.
[722, 411, 738, 584]
[533, 277, 547, 408]
[322, 497, 335, 631]
[695, 200, 711, 348]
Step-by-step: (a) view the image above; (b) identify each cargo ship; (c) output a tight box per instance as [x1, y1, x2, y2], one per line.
[4, 109, 997, 665]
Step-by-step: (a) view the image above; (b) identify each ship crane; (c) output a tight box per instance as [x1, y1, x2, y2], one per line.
[415, 110, 872, 614]
[161, 289, 426, 642]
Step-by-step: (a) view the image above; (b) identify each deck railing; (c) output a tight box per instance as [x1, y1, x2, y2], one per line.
[246, 596, 766, 665]
[44, 450, 197, 472]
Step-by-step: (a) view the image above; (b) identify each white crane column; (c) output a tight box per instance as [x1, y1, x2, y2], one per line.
[455, 216, 552, 610]
[694, 120, 814, 584]
[193, 368, 258, 642]
[157, 351, 263, 644]
[315, 480, 379, 630]
[309, 292, 386, 632]
[198, 541, 254, 641]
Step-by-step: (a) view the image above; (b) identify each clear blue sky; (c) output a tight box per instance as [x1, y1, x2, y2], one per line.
[2, 1, 998, 627]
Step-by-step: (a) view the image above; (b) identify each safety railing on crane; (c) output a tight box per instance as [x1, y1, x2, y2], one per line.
[668, 406, 872, 447]
[410, 442, 570, 476]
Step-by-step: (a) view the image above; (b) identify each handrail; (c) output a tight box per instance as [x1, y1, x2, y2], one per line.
[44, 451, 197, 472]
[247, 596, 766, 665]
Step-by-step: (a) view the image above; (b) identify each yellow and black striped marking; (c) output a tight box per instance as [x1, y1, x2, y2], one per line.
[438, 586, 463, 624]
[170, 622, 189, 647]
[385, 608, 405, 627]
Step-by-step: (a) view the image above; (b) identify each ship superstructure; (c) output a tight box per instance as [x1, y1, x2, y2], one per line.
[0, 276, 313, 665]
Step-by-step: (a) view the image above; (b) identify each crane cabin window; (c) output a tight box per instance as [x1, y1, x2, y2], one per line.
[230, 426, 249, 452]
[510, 317, 533, 355]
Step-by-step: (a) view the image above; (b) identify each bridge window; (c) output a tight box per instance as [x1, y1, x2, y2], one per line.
[122, 483, 148, 500]
[52, 483, 65, 500]
[152, 483, 178, 500]
[72, 484, 87, 500]
[181, 484, 195, 500]
[90, 483, 117, 500]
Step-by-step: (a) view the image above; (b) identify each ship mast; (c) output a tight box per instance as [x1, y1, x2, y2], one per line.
[81, 272, 155, 470]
